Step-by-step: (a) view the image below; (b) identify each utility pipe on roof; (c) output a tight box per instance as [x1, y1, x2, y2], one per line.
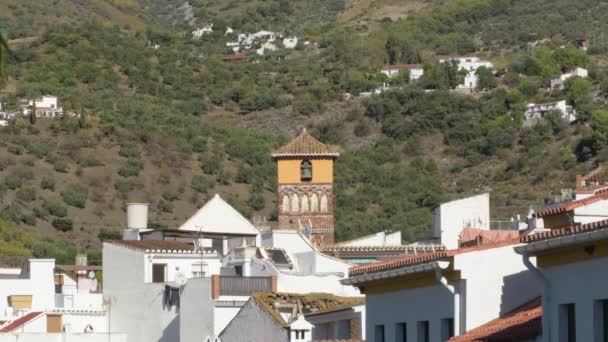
[521, 252, 551, 342]
[434, 261, 462, 335]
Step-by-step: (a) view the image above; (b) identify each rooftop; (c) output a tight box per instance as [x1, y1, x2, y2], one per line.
[348, 238, 519, 277]
[178, 194, 260, 236]
[448, 298, 541, 342]
[0, 312, 43, 333]
[534, 192, 608, 218]
[252, 292, 364, 328]
[105, 240, 196, 254]
[272, 129, 339, 159]
[522, 219, 608, 243]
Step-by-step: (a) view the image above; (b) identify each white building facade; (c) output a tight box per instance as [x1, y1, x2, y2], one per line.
[440, 57, 493, 90]
[524, 99, 576, 123]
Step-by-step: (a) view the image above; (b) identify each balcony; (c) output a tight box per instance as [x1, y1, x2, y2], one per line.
[211, 275, 276, 299]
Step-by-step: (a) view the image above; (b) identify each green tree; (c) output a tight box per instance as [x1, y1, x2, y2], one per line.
[476, 66, 496, 91]
[0, 33, 9, 78]
[30, 100, 37, 125]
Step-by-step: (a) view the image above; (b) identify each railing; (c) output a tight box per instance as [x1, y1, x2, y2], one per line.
[212, 276, 275, 298]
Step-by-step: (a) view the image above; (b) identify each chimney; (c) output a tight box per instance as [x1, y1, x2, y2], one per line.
[123, 203, 149, 240]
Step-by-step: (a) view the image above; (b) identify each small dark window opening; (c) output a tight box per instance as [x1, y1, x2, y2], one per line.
[301, 160, 312, 182]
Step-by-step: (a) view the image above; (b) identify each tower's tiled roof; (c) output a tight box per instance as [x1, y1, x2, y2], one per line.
[272, 129, 339, 159]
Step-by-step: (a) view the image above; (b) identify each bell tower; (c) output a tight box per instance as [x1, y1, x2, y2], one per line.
[272, 129, 339, 247]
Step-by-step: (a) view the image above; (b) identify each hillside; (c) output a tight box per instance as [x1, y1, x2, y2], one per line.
[1, 0, 608, 264]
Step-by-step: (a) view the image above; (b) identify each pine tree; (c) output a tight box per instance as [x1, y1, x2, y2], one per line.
[0, 33, 9, 78]
[78, 106, 86, 128]
[29, 100, 36, 125]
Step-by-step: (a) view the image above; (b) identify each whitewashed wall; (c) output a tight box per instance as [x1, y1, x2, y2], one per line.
[366, 284, 455, 342]
[219, 299, 287, 342]
[103, 244, 179, 342]
[433, 193, 490, 249]
[0, 259, 55, 319]
[574, 199, 608, 224]
[180, 277, 215, 342]
[542, 256, 608, 342]
[455, 245, 540, 330]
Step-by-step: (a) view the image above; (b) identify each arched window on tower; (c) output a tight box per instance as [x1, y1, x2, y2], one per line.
[282, 194, 290, 213]
[310, 193, 319, 212]
[301, 160, 312, 182]
[291, 194, 300, 213]
[320, 194, 328, 212]
[301, 195, 309, 213]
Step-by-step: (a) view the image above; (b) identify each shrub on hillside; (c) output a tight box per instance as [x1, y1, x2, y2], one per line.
[191, 175, 214, 193]
[0, 157, 9, 171]
[157, 199, 173, 213]
[162, 191, 180, 202]
[41, 176, 56, 191]
[5, 176, 22, 190]
[16, 187, 37, 202]
[78, 155, 103, 167]
[52, 218, 73, 232]
[118, 158, 143, 177]
[61, 184, 89, 208]
[42, 199, 68, 217]
[98, 228, 122, 241]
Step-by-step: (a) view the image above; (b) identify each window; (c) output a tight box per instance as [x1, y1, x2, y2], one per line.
[152, 264, 167, 283]
[375, 324, 385, 342]
[594, 299, 608, 342]
[395, 322, 407, 342]
[417, 321, 429, 342]
[192, 263, 208, 278]
[559, 303, 576, 342]
[300, 160, 312, 182]
[441, 318, 454, 340]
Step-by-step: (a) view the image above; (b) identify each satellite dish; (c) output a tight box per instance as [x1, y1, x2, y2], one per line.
[88, 271, 96, 279]
[175, 272, 187, 286]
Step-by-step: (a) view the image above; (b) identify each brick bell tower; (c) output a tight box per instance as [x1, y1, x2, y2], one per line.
[272, 128, 339, 247]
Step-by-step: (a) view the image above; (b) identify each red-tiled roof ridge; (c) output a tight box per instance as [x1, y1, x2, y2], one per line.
[522, 219, 608, 243]
[534, 192, 608, 218]
[448, 298, 541, 342]
[0, 312, 43, 333]
[348, 238, 520, 277]
[272, 129, 339, 158]
[105, 240, 195, 253]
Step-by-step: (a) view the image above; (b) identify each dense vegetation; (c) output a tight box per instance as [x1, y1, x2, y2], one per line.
[2, 0, 608, 263]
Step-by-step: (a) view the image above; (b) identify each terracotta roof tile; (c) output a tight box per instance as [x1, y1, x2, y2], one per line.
[448, 298, 541, 342]
[534, 192, 608, 218]
[105, 240, 196, 253]
[348, 238, 520, 277]
[521, 219, 608, 243]
[252, 293, 364, 327]
[272, 130, 339, 158]
[0, 312, 43, 333]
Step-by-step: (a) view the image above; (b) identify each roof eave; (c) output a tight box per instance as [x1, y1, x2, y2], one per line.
[515, 228, 608, 255]
[341, 261, 446, 286]
[271, 152, 340, 159]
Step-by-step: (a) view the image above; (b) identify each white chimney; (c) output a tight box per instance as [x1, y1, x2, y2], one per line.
[124, 203, 148, 240]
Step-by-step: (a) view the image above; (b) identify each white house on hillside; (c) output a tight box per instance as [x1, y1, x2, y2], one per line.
[381, 64, 424, 81]
[19, 96, 63, 118]
[439, 57, 493, 90]
[524, 99, 576, 123]
[551, 67, 588, 89]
